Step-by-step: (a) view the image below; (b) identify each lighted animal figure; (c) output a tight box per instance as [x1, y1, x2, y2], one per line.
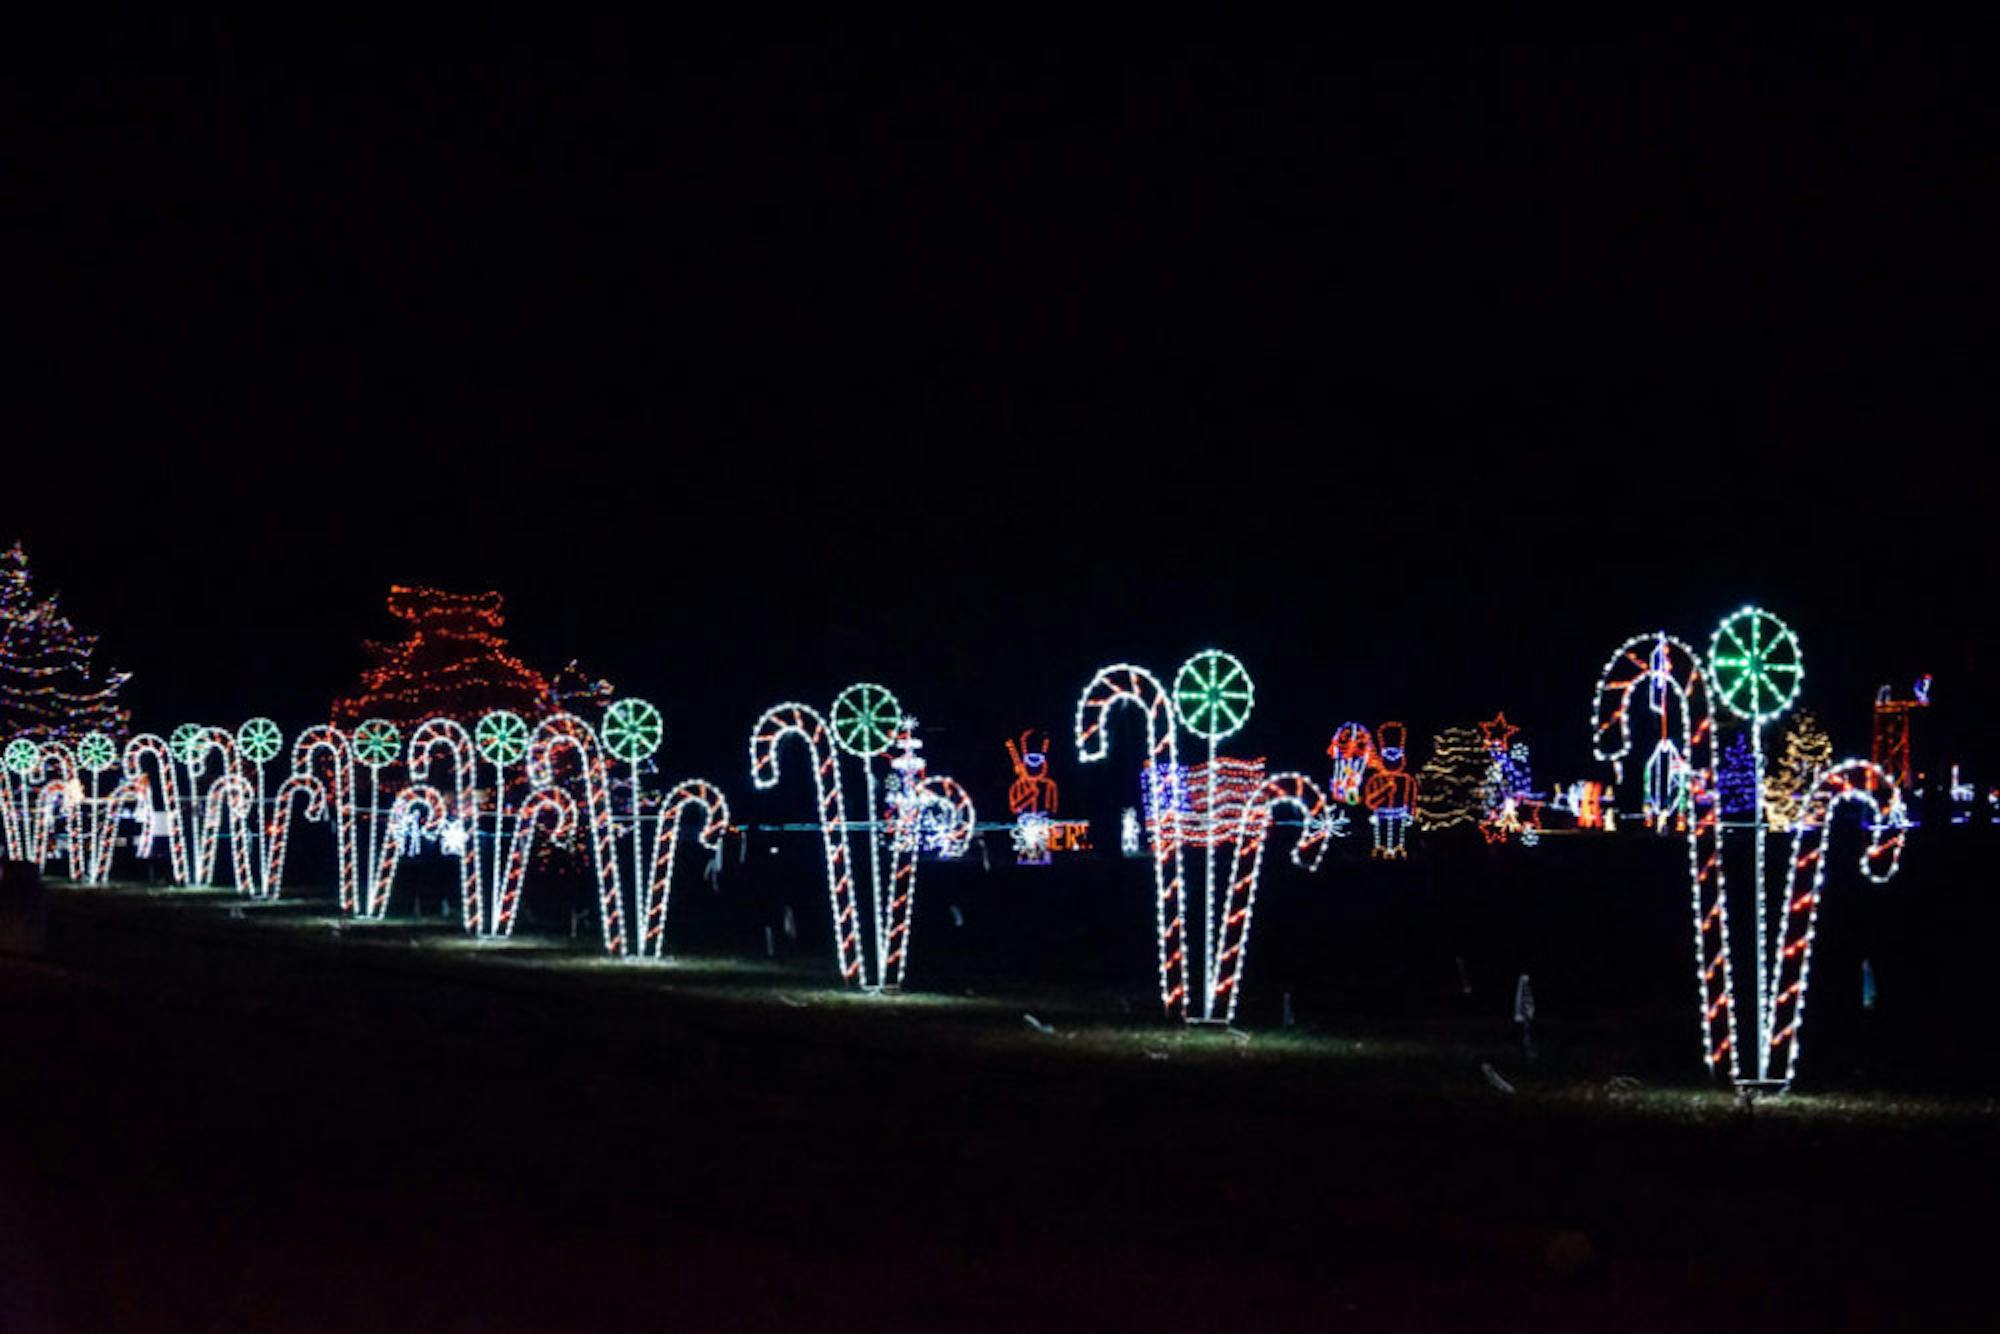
[1005, 731, 1060, 817]
[1363, 722, 1416, 860]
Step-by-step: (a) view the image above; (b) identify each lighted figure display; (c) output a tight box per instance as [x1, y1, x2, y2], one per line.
[1363, 723, 1416, 859]
[1075, 650, 1329, 1023]
[750, 688, 972, 990]
[1004, 730, 1086, 864]
[1475, 714, 1540, 844]
[1326, 723, 1374, 805]
[1871, 676, 1931, 788]
[1593, 613, 1906, 1087]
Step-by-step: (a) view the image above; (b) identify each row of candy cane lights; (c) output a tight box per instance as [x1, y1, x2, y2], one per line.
[1593, 628, 1907, 1086]
[0, 715, 730, 959]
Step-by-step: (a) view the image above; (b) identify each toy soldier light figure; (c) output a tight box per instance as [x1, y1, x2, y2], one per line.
[1364, 721, 1416, 860]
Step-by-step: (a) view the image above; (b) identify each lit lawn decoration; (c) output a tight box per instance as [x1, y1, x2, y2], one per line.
[74, 730, 120, 882]
[123, 733, 190, 885]
[350, 718, 402, 912]
[1362, 722, 1415, 859]
[24, 739, 82, 877]
[1326, 722, 1374, 805]
[1005, 729, 1086, 864]
[475, 709, 530, 932]
[750, 687, 973, 991]
[288, 725, 359, 911]
[1076, 650, 1330, 1023]
[188, 727, 253, 889]
[1593, 613, 1906, 1087]
[0, 737, 32, 858]
[408, 717, 483, 930]
[518, 707, 730, 956]
[1593, 631, 1735, 1076]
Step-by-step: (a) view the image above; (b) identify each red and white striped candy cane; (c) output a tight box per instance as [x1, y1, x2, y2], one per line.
[1765, 759, 1905, 1085]
[879, 773, 975, 991]
[1210, 772, 1332, 1024]
[292, 725, 359, 913]
[1593, 632, 1738, 1078]
[1075, 664, 1189, 1019]
[527, 714, 626, 955]
[496, 786, 577, 939]
[368, 784, 447, 917]
[200, 775, 258, 895]
[89, 773, 155, 883]
[408, 717, 484, 934]
[122, 734, 191, 886]
[750, 703, 865, 985]
[187, 728, 250, 887]
[640, 778, 730, 959]
[263, 774, 327, 900]
[28, 742, 81, 876]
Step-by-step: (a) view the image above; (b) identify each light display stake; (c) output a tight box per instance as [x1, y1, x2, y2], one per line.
[1707, 606, 1801, 1080]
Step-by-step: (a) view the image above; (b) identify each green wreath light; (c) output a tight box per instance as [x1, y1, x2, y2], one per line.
[169, 723, 206, 766]
[237, 717, 284, 765]
[830, 682, 903, 757]
[77, 731, 119, 774]
[1173, 648, 1255, 742]
[602, 698, 664, 763]
[5, 738, 40, 775]
[1708, 606, 1802, 724]
[352, 718, 402, 770]
[476, 710, 529, 765]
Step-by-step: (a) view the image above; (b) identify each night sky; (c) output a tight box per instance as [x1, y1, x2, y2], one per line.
[5, 17, 1995, 794]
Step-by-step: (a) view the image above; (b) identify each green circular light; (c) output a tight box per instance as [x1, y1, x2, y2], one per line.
[1709, 606, 1803, 724]
[237, 717, 283, 764]
[830, 682, 903, 757]
[602, 698, 664, 763]
[77, 732, 118, 774]
[169, 723, 206, 766]
[1173, 649, 1255, 742]
[4, 738, 40, 775]
[352, 718, 402, 769]
[476, 710, 529, 765]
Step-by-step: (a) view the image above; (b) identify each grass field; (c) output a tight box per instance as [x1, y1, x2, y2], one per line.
[3, 880, 1996, 1330]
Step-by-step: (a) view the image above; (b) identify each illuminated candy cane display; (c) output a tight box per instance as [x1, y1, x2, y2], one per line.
[291, 725, 359, 913]
[749, 702, 865, 986]
[25, 741, 80, 875]
[0, 738, 32, 859]
[408, 717, 484, 933]
[475, 710, 530, 933]
[1764, 759, 1905, 1084]
[263, 773, 328, 898]
[750, 690, 965, 990]
[1078, 651, 1317, 1024]
[1075, 664, 1188, 1017]
[200, 775, 258, 895]
[188, 728, 251, 888]
[639, 778, 731, 959]
[89, 771, 155, 884]
[368, 785, 448, 917]
[350, 718, 403, 916]
[1592, 631, 1737, 1077]
[495, 785, 576, 938]
[526, 713, 626, 955]
[75, 731, 119, 883]
[122, 733, 191, 886]
[880, 731, 976, 990]
[1210, 772, 1333, 1023]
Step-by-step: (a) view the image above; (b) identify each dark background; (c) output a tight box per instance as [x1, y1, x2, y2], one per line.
[4, 16, 1994, 803]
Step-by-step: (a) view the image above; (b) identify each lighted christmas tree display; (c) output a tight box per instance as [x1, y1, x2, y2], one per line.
[1415, 725, 1485, 830]
[332, 586, 552, 730]
[1763, 709, 1833, 831]
[0, 541, 130, 743]
[1717, 729, 1757, 818]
